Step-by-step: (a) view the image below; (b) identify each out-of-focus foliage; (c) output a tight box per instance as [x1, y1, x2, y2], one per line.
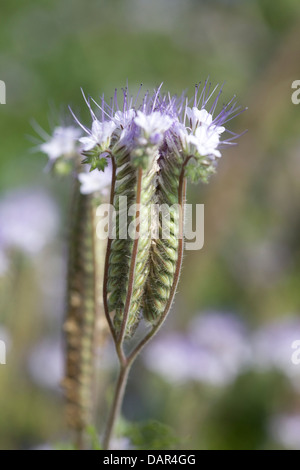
[0, 0, 300, 450]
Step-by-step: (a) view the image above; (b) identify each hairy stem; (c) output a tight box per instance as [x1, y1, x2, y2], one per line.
[103, 156, 118, 345]
[102, 363, 130, 450]
[117, 167, 143, 347]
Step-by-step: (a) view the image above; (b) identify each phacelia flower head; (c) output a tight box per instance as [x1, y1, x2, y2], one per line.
[69, 81, 242, 200]
[74, 85, 175, 169]
[72, 81, 244, 183]
[37, 123, 83, 176]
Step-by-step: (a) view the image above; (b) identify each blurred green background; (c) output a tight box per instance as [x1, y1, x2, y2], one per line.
[1, 0, 300, 450]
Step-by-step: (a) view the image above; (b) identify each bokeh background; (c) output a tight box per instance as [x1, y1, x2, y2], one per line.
[1, 0, 300, 450]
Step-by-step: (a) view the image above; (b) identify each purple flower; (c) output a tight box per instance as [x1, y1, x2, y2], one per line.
[165, 80, 245, 163]
[113, 109, 136, 129]
[71, 81, 244, 180]
[27, 338, 64, 391]
[79, 119, 117, 152]
[252, 317, 300, 390]
[0, 189, 59, 255]
[188, 311, 251, 384]
[144, 333, 200, 383]
[144, 311, 250, 386]
[134, 110, 173, 144]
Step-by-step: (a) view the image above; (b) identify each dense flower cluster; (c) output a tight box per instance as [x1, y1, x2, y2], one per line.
[74, 82, 243, 179]
[39, 81, 243, 192]
[38, 82, 244, 339]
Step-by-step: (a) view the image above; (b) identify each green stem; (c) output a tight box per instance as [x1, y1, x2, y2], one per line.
[103, 156, 117, 344]
[102, 363, 130, 450]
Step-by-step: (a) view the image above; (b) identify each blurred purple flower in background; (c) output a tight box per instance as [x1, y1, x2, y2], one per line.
[270, 413, 300, 450]
[144, 311, 251, 386]
[0, 188, 59, 258]
[252, 317, 300, 390]
[188, 312, 251, 385]
[39, 126, 81, 161]
[27, 338, 64, 391]
[143, 333, 202, 384]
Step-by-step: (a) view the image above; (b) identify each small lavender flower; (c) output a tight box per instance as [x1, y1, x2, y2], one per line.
[187, 124, 225, 158]
[134, 110, 173, 145]
[164, 82, 244, 182]
[113, 109, 136, 129]
[79, 120, 117, 152]
[180, 107, 224, 159]
[40, 126, 81, 161]
[78, 163, 112, 195]
[186, 107, 215, 131]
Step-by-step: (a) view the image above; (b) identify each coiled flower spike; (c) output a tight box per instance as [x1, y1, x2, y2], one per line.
[74, 82, 244, 340]
[69, 81, 245, 450]
[38, 122, 111, 448]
